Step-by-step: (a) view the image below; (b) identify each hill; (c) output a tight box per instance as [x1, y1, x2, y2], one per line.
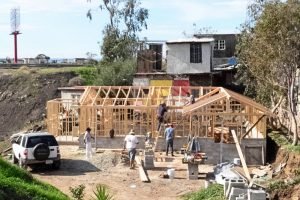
[0, 67, 78, 136]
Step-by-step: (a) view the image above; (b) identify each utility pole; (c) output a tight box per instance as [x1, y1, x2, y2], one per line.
[10, 7, 21, 64]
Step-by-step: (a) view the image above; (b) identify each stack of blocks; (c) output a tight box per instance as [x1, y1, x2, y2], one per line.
[187, 163, 198, 180]
[144, 150, 154, 169]
[224, 178, 266, 200]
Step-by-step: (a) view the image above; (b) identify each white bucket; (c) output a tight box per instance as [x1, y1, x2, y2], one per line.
[233, 158, 241, 166]
[167, 168, 175, 179]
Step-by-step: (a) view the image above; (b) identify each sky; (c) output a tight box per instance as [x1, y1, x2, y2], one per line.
[0, 0, 249, 59]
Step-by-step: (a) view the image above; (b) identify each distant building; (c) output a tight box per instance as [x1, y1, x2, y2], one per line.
[35, 54, 50, 64]
[166, 37, 214, 74]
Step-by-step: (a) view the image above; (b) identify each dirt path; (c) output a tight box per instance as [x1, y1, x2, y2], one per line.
[32, 146, 213, 200]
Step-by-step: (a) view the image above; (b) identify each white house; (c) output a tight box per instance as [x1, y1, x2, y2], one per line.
[166, 37, 214, 74]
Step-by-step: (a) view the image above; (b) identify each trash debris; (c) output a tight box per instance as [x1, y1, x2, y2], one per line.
[214, 162, 241, 185]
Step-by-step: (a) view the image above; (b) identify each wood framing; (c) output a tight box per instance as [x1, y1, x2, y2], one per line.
[47, 86, 272, 142]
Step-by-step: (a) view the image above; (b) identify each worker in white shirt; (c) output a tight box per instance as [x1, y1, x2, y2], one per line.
[84, 127, 94, 160]
[123, 129, 139, 169]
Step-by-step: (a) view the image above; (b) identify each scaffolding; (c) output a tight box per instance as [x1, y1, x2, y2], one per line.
[46, 86, 272, 142]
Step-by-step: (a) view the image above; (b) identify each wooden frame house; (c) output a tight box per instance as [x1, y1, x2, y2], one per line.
[47, 86, 272, 144]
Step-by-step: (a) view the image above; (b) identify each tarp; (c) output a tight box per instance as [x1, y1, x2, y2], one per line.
[150, 80, 173, 96]
[172, 79, 190, 96]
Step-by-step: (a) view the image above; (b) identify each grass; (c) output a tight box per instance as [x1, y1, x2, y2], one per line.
[0, 157, 69, 200]
[33, 66, 89, 75]
[183, 184, 225, 200]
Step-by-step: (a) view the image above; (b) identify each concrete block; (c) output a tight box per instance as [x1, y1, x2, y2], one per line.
[225, 179, 246, 198]
[228, 187, 247, 200]
[224, 178, 231, 195]
[248, 189, 266, 200]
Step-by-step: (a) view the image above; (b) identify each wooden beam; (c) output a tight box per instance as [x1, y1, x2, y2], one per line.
[231, 130, 251, 182]
[101, 86, 111, 106]
[113, 86, 121, 106]
[92, 86, 102, 105]
[135, 156, 150, 182]
[240, 114, 265, 141]
[123, 86, 132, 106]
[134, 86, 142, 106]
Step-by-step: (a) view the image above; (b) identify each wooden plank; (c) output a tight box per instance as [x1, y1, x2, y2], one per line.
[135, 156, 150, 182]
[231, 130, 251, 182]
[240, 115, 265, 141]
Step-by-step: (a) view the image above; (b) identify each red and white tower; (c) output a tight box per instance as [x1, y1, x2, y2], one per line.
[10, 8, 21, 64]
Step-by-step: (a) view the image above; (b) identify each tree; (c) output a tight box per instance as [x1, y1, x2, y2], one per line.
[87, 0, 149, 62]
[237, 0, 300, 145]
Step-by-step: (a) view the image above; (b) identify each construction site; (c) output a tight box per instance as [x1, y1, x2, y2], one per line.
[43, 85, 276, 199]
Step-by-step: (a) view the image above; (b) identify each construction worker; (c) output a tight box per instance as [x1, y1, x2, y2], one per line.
[157, 103, 168, 131]
[83, 127, 94, 160]
[123, 129, 139, 169]
[164, 124, 175, 156]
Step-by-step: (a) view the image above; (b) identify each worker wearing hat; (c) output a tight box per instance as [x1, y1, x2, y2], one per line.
[123, 129, 139, 169]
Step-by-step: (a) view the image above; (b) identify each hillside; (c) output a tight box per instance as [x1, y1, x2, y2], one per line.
[0, 67, 77, 136]
[0, 157, 69, 200]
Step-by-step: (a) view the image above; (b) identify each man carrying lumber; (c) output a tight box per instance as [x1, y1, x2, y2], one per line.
[123, 129, 139, 169]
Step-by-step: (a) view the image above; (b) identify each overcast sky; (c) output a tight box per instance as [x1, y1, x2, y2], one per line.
[0, 0, 249, 59]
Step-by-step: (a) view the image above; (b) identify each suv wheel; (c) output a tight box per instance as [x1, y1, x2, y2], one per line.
[33, 143, 50, 161]
[52, 160, 61, 170]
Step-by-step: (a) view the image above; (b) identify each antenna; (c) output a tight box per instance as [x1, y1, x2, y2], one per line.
[10, 7, 21, 64]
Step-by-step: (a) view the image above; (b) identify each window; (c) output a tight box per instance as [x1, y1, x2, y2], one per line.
[219, 40, 225, 50]
[214, 40, 226, 50]
[190, 43, 202, 63]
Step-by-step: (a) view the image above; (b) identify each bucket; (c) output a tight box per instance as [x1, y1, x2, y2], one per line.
[233, 158, 241, 166]
[167, 168, 175, 179]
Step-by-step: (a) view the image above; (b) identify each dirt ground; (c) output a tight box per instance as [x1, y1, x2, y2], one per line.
[32, 145, 213, 200]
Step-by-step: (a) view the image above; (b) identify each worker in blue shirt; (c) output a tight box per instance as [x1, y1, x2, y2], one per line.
[164, 124, 175, 156]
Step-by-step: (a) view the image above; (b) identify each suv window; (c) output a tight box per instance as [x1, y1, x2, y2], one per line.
[26, 136, 58, 148]
[15, 136, 22, 145]
[21, 137, 26, 147]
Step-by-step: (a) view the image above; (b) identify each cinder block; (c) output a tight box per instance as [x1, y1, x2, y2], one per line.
[248, 189, 266, 200]
[228, 187, 247, 200]
[224, 178, 231, 195]
[225, 179, 246, 198]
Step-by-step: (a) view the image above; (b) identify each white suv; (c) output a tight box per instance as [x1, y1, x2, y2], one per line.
[11, 132, 61, 169]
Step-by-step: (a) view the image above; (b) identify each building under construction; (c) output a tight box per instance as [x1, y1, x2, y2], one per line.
[46, 86, 272, 165]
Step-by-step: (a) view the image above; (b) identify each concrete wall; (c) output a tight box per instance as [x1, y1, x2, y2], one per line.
[167, 42, 212, 74]
[79, 135, 146, 149]
[155, 137, 266, 165]
[79, 135, 266, 166]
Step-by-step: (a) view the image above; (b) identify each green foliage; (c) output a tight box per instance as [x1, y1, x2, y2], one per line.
[269, 131, 300, 153]
[69, 184, 85, 200]
[87, 0, 148, 62]
[94, 59, 136, 86]
[75, 67, 97, 85]
[268, 176, 300, 192]
[268, 180, 288, 191]
[92, 184, 113, 200]
[237, 0, 300, 145]
[0, 157, 69, 200]
[183, 184, 225, 200]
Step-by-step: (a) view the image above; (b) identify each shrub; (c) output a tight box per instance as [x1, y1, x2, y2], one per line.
[183, 184, 225, 200]
[92, 184, 113, 200]
[69, 184, 85, 200]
